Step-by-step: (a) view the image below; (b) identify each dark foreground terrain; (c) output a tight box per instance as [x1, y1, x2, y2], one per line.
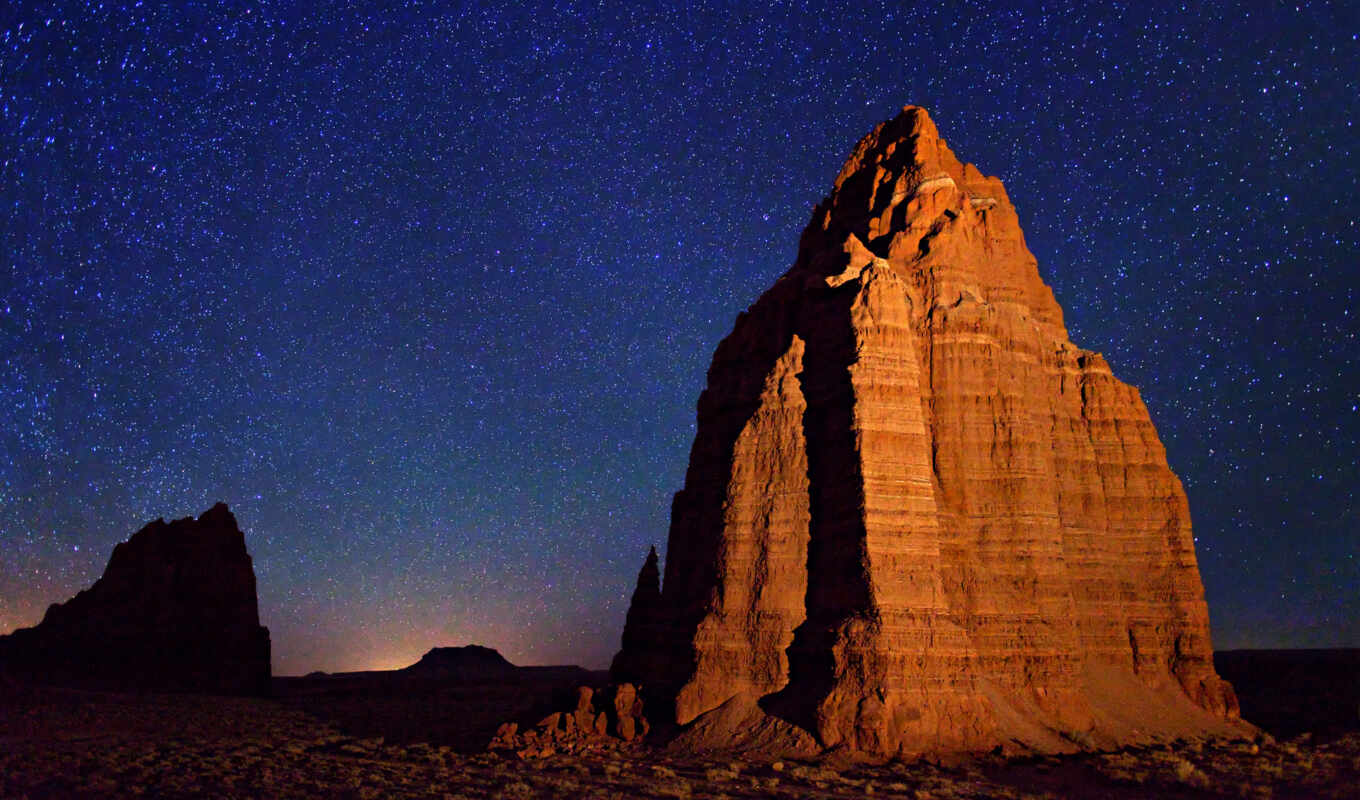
[1, 649, 1356, 799]
[273, 661, 606, 753]
[1214, 649, 1360, 740]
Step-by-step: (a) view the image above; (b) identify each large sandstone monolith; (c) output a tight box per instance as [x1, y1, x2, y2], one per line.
[0, 503, 271, 694]
[613, 106, 1247, 756]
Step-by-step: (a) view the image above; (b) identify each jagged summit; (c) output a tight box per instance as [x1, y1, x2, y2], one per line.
[0, 503, 271, 695]
[831, 104, 945, 186]
[612, 106, 1245, 756]
[806, 104, 1067, 336]
[635, 546, 660, 596]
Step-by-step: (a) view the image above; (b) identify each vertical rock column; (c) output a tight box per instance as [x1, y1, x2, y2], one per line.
[614, 105, 1240, 756]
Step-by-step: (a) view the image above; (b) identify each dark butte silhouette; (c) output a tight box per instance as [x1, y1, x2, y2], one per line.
[0, 503, 271, 695]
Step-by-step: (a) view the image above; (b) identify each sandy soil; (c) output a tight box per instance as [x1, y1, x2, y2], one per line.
[2, 682, 1357, 799]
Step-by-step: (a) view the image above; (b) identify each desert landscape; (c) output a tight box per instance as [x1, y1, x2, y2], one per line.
[1, 659, 1357, 799]
[3, 103, 1357, 798]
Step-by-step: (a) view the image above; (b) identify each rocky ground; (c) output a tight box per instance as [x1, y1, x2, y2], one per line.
[272, 666, 608, 753]
[2, 681, 1357, 799]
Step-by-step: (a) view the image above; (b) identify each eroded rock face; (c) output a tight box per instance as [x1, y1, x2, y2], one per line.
[0, 503, 271, 695]
[615, 106, 1244, 756]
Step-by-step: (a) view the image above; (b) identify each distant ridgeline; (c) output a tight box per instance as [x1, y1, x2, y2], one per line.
[0, 503, 271, 695]
[404, 645, 517, 679]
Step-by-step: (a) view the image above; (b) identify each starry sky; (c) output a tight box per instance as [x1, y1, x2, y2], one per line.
[2, 1, 1356, 675]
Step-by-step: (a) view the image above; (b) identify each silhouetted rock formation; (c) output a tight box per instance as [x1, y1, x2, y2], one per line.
[613, 106, 1248, 756]
[277, 649, 606, 753]
[404, 645, 517, 679]
[489, 683, 651, 757]
[610, 546, 662, 685]
[0, 503, 271, 695]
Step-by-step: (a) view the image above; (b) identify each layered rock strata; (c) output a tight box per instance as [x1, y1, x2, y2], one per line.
[0, 503, 271, 694]
[613, 106, 1244, 756]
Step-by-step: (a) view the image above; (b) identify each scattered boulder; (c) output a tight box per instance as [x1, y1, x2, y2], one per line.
[489, 682, 650, 756]
[611, 683, 648, 742]
[0, 503, 271, 694]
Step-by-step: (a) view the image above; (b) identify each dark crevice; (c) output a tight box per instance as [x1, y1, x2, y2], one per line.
[760, 280, 871, 738]
[625, 281, 801, 725]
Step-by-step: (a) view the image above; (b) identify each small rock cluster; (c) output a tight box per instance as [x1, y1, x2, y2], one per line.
[490, 684, 649, 758]
[609, 105, 1247, 756]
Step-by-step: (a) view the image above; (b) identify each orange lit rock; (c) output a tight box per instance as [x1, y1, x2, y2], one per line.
[488, 682, 649, 753]
[615, 106, 1246, 756]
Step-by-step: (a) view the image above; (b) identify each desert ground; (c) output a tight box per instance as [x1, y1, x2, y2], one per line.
[1, 650, 1356, 799]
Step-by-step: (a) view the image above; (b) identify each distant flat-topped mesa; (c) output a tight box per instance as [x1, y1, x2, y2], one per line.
[0, 503, 271, 695]
[612, 106, 1247, 756]
[404, 645, 517, 679]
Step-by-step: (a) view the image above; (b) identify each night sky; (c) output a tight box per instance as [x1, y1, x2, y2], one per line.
[2, 1, 1355, 675]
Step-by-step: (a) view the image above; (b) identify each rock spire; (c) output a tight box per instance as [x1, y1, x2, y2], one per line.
[613, 106, 1245, 755]
[611, 546, 662, 685]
